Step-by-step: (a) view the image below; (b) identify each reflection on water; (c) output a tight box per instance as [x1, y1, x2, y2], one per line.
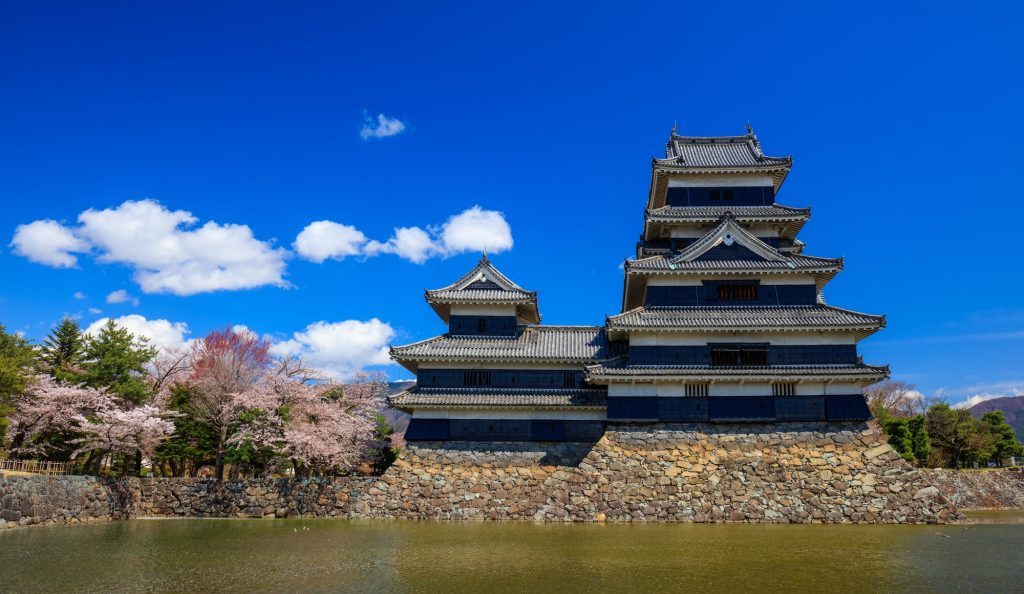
[1, 516, 1023, 593]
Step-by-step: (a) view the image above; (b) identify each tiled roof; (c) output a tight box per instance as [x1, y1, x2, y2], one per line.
[424, 255, 540, 323]
[586, 363, 889, 381]
[388, 387, 607, 410]
[626, 253, 842, 272]
[645, 204, 810, 223]
[655, 131, 792, 171]
[391, 326, 622, 370]
[608, 305, 885, 332]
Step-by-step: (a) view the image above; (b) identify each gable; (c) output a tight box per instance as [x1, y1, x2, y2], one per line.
[694, 242, 767, 262]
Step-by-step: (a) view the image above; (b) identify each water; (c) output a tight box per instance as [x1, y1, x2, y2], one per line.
[1, 515, 1022, 593]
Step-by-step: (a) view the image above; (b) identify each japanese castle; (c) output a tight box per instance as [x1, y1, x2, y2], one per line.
[391, 126, 887, 442]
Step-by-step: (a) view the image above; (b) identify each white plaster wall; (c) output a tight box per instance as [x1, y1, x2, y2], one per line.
[648, 277, 702, 287]
[449, 304, 518, 316]
[412, 409, 605, 420]
[667, 173, 773, 187]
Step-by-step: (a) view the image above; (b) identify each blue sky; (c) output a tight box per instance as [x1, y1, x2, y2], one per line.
[2, 2, 1022, 405]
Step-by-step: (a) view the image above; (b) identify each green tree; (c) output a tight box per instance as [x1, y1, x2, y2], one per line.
[153, 385, 220, 477]
[881, 416, 915, 463]
[0, 324, 36, 452]
[926, 403, 994, 468]
[980, 411, 1024, 465]
[371, 414, 399, 474]
[79, 319, 157, 405]
[908, 415, 931, 465]
[41, 318, 85, 382]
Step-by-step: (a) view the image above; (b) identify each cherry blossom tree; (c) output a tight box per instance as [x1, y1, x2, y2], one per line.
[229, 370, 386, 477]
[72, 405, 176, 473]
[7, 375, 109, 459]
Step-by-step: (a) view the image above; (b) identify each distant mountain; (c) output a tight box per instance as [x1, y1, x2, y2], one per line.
[381, 381, 415, 436]
[970, 396, 1024, 440]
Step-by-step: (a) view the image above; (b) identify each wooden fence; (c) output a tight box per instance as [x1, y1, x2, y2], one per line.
[0, 460, 71, 476]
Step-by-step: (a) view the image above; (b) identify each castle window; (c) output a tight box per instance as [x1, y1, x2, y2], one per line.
[773, 383, 797, 397]
[717, 284, 758, 300]
[562, 372, 577, 388]
[710, 189, 721, 201]
[685, 383, 709, 397]
[464, 371, 492, 386]
[723, 189, 734, 201]
[711, 345, 768, 367]
[476, 318, 488, 334]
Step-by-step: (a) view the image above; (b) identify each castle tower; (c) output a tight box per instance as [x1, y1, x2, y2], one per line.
[587, 127, 889, 422]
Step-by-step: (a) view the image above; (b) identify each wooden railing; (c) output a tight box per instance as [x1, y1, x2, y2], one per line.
[0, 460, 71, 476]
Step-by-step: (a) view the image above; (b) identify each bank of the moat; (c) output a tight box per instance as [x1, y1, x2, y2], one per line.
[3, 422, 983, 528]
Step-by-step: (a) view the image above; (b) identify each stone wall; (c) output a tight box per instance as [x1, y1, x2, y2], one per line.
[0, 475, 135, 529]
[371, 422, 957, 523]
[921, 467, 1024, 509]
[1, 421, 966, 528]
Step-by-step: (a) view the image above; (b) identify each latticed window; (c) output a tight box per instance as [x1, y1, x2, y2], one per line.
[711, 345, 768, 366]
[562, 372, 577, 388]
[684, 383, 709, 397]
[463, 371, 492, 386]
[476, 318, 488, 334]
[718, 284, 758, 300]
[772, 383, 797, 397]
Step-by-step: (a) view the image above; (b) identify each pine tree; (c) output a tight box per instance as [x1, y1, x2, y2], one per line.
[980, 411, 1024, 465]
[79, 319, 157, 405]
[41, 318, 85, 381]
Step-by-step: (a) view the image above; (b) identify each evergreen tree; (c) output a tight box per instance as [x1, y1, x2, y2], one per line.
[41, 318, 85, 381]
[881, 416, 914, 462]
[980, 411, 1024, 465]
[79, 319, 157, 405]
[0, 324, 36, 451]
[908, 415, 930, 466]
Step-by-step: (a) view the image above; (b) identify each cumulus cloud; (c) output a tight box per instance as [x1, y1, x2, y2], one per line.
[269, 319, 395, 380]
[73, 291, 86, 300]
[954, 385, 1024, 409]
[10, 219, 90, 267]
[359, 111, 406, 140]
[85, 314, 191, 352]
[106, 289, 140, 306]
[293, 220, 367, 263]
[302, 206, 514, 265]
[88, 307, 102, 315]
[12, 200, 289, 296]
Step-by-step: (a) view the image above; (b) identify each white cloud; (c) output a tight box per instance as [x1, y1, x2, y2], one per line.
[13, 200, 289, 296]
[359, 111, 406, 140]
[364, 226, 440, 264]
[440, 206, 514, 254]
[356, 206, 514, 264]
[106, 289, 140, 306]
[269, 319, 396, 380]
[85, 314, 191, 352]
[293, 220, 367, 263]
[73, 291, 86, 300]
[88, 307, 102, 315]
[953, 385, 1024, 409]
[9, 219, 89, 268]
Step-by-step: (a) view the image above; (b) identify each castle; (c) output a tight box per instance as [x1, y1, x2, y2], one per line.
[390, 126, 887, 438]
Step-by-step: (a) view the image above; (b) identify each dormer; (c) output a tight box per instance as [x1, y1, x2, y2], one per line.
[424, 255, 540, 336]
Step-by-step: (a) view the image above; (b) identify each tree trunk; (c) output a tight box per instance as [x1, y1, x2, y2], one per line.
[214, 424, 228, 481]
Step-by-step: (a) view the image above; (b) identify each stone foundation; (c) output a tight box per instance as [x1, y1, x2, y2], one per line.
[372, 422, 957, 523]
[0, 475, 135, 529]
[1, 422, 962, 528]
[921, 467, 1024, 509]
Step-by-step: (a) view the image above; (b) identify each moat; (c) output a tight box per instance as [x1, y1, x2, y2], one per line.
[1, 514, 1022, 593]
